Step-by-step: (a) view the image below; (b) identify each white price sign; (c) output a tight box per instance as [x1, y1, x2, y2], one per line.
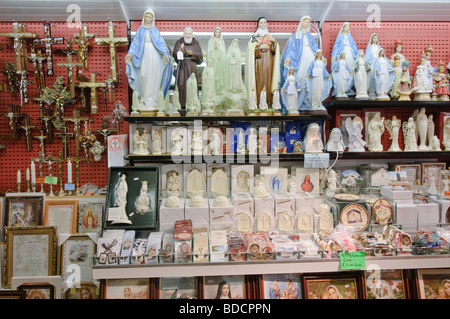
[304, 153, 330, 169]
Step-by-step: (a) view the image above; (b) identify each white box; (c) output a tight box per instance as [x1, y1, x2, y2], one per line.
[273, 193, 296, 216]
[185, 199, 209, 229]
[159, 199, 185, 224]
[207, 164, 231, 198]
[160, 164, 184, 198]
[159, 222, 177, 232]
[294, 192, 316, 215]
[167, 126, 190, 155]
[107, 134, 128, 167]
[231, 165, 254, 194]
[209, 199, 234, 224]
[184, 163, 207, 199]
[150, 125, 167, 154]
[254, 196, 275, 217]
[209, 221, 234, 231]
[232, 192, 254, 216]
[380, 185, 413, 201]
[260, 166, 288, 193]
[395, 202, 418, 228]
[144, 231, 164, 264]
[417, 202, 440, 226]
[429, 197, 450, 224]
[234, 210, 254, 233]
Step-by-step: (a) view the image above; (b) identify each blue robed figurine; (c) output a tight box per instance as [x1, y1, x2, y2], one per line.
[304, 50, 332, 112]
[364, 33, 381, 99]
[125, 9, 173, 113]
[373, 48, 396, 100]
[280, 15, 319, 112]
[330, 22, 358, 95]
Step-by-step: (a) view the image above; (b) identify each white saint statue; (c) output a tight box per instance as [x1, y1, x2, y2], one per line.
[236, 129, 245, 155]
[211, 168, 229, 198]
[112, 173, 132, 224]
[136, 181, 150, 213]
[326, 127, 345, 152]
[303, 122, 323, 153]
[384, 115, 402, 152]
[210, 128, 222, 155]
[347, 116, 366, 152]
[192, 130, 203, 155]
[416, 108, 429, 151]
[167, 171, 181, 197]
[133, 128, 150, 155]
[152, 129, 162, 155]
[402, 117, 419, 151]
[367, 113, 385, 152]
[259, 86, 268, 111]
[171, 129, 184, 155]
[186, 168, 205, 198]
[248, 127, 258, 155]
[354, 49, 370, 100]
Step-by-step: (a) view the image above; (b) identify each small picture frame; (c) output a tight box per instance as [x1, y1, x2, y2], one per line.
[18, 283, 55, 299]
[77, 201, 104, 235]
[159, 277, 199, 299]
[5, 195, 44, 227]
[100, 278, 150, 299]
[43, 199, 78, 234]
[0, 290, 25, 299]
[302, 272, 364, 299]
[421, 162, 446, 188]
[364, 269, 407, 299]
[203, 275, 245, 299]
[262, 274, 302, 299]
[3, 226, 57, 288]
[416, 268, 450, 299]
[391, 164, 422, 186]
[64, 282, 100, 299]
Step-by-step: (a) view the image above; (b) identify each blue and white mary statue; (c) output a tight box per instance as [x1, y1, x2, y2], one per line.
[125, 9, 174, 112]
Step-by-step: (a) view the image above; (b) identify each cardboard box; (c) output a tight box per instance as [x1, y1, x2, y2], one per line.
[209, 199, 234, 224]
[254, 195, 275, 217]
[395, 202, 418, 230]
[185, 200, 209, 229]
[381, 185, 413, 201]
[273, 193, 296, 216]
[232, 192, 254, 216]
[417, 202, 440, 226]
[159, 199, 185, 225]
[429, 197, 450, 224]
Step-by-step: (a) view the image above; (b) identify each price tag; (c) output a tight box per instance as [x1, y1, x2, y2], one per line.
[36, 177, 46, 184]
[304, 153, 329, 169]
[65, 183, 75, 191]
[44, 176, 58, 185]
[339, 251, 366, 270]
[444, 191, 450, 197]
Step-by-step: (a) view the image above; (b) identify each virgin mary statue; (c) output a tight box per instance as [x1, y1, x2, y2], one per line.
[125, 9, 173, 110]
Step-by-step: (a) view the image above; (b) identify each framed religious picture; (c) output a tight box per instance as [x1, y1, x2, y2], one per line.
[104, 166, 159, 230]
[390, 163, 422, 186]
[43, 199, 78, 234]
[260, 166, 288, 194]
[295, 167, 320, 196]
[340, 169, 363, 194]
[100, 278, 150, 299]
[159, 277, 199, 299]
[3, 226, 57, 288]
[18, 283, 55, 299]
[364, 269, 407, 299]
[302, 272, 364, 299]
[262, 274, 302, 299]
[77, 200, 104, 235]
[59, 234, 97, 286]
[0, 290, 25, 299]
[5, 195, 44, 227]
[203, 275, 245, 299]
[416, 268, 450, 299]
[421, 162, 446, 194]
[64, 282, 100, 299]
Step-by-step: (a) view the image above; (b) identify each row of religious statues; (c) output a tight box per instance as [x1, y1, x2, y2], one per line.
[126, 11, 450, 117]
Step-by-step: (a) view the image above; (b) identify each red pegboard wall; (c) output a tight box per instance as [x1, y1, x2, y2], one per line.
[0, 21, 129, 193]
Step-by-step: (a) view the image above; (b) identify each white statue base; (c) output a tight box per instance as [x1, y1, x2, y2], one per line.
[156, 111, 166, 117]
[413, 92, 431, 101]
[376, 94, 390, 101]
[398, 92, 411, 101]
[355, 94, 370, 100]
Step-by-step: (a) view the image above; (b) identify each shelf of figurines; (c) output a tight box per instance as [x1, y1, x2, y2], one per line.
[329, 98, 450, 110]
[91, 225, 450, 280]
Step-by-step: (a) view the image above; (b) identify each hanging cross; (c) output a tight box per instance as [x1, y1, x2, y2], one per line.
[16, 70, 33, 105]
[63, 108, 90, 156]
[42, 152, 62, 196]
[55, 125, 74, 160]
[27, 46, 47, 91]
[38, 107, 54, 144]
[31, 151, 46, 192]
[71, 24, 96, 70]
[32, 23, 64, 76]
[104, 75, 115, 103]
[33, 129, 47, 155]
[57, 42, 83, 98]
[77, 72, 106, 114]
[19, 115, 38, 151]
[0, 22, 37, 72]
[1, 61, 19, 94]
[92, 115, 117, 146]
[95, 21, 128, 83]
[3, 104, 24, 140]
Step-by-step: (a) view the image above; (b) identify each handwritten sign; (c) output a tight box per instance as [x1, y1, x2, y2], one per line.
[339, 251, 366, 270]
[304, 153, 329, 169]
[44, 176, 58, 185]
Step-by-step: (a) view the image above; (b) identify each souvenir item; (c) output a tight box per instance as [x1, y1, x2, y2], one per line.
[346, 116, 366, 152]
[353, 49, 371, 100]
[210, 167, 229, 198]
[186, 168, 205, 199]
[173, 26, 203, 111]
[191, 130, 203, 155]
[111, 173, 131, 225]
[333, 193, 361, 201]
[136, 181, 151, 214]
[305, 50, 332, 112]
[207, 27, 226, 101]
[223, 39, 247, 115]
[374, 48, 395, 100]
[247, 127, 258, 155]
[132, 128, 149, 155]
[371, 198, 392, 225]
[151, 129, 162, 155]
[326, 128, 345, 152]
[322, 169, 338, 198]
[331, 22, 358, 88]
[252, 175, 268, 198]
[384, 115, 402, 152]
[200, 64, 217, 115]
[340, 203, 370, 232]
[185, 73, 201, 116]
[389, 40, 408, 99]
[402, 117, 419, 151]
[303, 122, 323, 153]
[340, 169, 363, 194]
[440, 170, 450, 199]
[125, 10, 173, 113]
[365, 33, 381, 99]
[412, 54, 433, 101]
[416, 107, 429, 151]
[314, 204, 334, 233]
[432, 61, 449, 101]
[331, 52, 352, 98]
[367, 113, 385, 152]
[281, 67, 303, 115]
[245, 17, 280, 110]
[397, 60, 412, 100]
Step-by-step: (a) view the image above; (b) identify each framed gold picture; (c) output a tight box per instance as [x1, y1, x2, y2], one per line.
[18, 283, 55, 299]
[77, 201, 104, 235]
[43, 199, 78, 234]
[364, 269, 407, 299]
[390, 163, 422, 186]
[416, 268, 450, 299]
[421, 162, 446, 192]
[3, 226, 57, 288]
[302, 272, 364, 299]
[202, 275, 245, 299]
[64, 282, 100, 299]
[100, 278, 150, 299]
[262, 274, 302, 299]
[59, 234, 97, 286]
[5, 195, 44, 227]
[159, 277, 199, 299]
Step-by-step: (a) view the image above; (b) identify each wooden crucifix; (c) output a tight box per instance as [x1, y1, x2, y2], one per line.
[55, 125, 74, 160]
[92, 116, 117, 147]
[3, 104, 24, 140]
[77, 72, 106, 114]
[63, 108, 90, 156]
[32, 151, 46, 193]
[27, 46, 47, 91]
[32, 23, 64, 76]
[71, 24, 96, 70]
[16, 70, 33, 106]
[57, 42, 83, 98]
[95, 21, 128, 83]
[42, 152, 62, 196]
[33, 129, 47, 155]
[0, 22, 37, 72]
[20, 115, 38, 151]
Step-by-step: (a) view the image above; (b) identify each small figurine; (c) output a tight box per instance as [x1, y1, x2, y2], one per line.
[331, 22, 359, 83]
[185, 73, 201, 116]
[252, 175, 268, 198]
[346, 116, 366, 152]
[207, 26, 226, 99]
[432, 61, 449, 101]
[412, 54, 433, 101]
[200, 64, 217, 115]
[248, 88, 258, 114]
[321, 169, 338, 198]
[384, 115, 402, 152]
[224, 39, 247, 115]
[389, 40, 408, 100]
[248, 127, 258, 155]
[259, 86, 269, 112]
[365, 33, 381, 99]
[171, 128, 184, 156]
[191, 130, 203, 155]
[397, 60, 412, 101]
[152, 129, 162, 155]
[374, 48, 395, 100]
[367, 113, 385, 152]
[136, 181, 151, 213]
[281, 66, 303, 115]
[89, 140, 105, 162]
[331, 52, 352, 99]
[303, 122, 323, 153]
[210, 128, 222, 155]
[416, 107, 429, 151]
[272, 89, 282, 115]
[133, 128, 150, 155]
[112, 173, 131, 225]
[305, 50, 332, 112]
[353, 49, 371, 100]
[402, 117, 419, 151]
[236, 129, 245, 155]
[326, 127, 345, 152]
